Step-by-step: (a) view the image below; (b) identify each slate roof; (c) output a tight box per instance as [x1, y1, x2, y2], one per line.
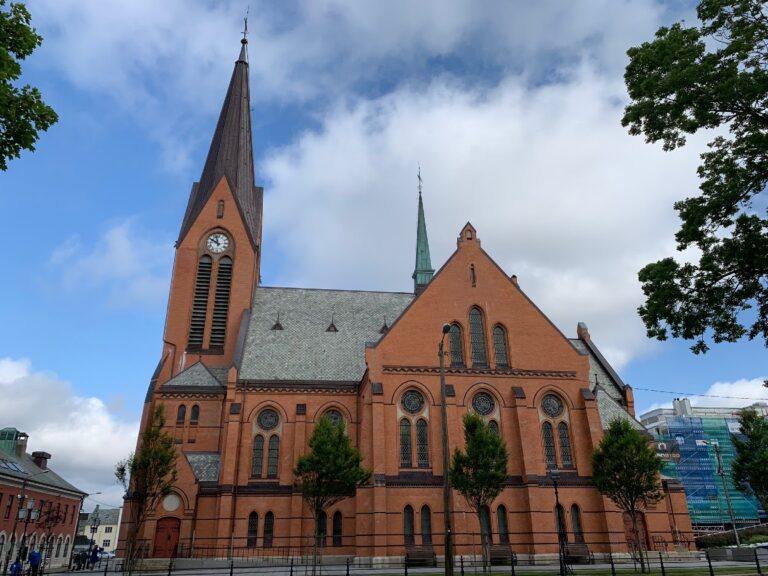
[595, 389, 646, 431]
[0, 441, 86, 496]
[85, 507, 120, 526]
[238, 287, 414, 382]
[186, 453, 220, 482]
[178, 40, 262, 248]
[161, 362, 225, 389]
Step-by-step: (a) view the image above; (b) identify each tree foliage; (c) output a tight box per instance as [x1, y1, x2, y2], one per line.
[450, 413, 508, 568]
[0, 0, 58, 171]
[623, 0, 768, 353]
[731, 407, 768, 513]
[115, 404, 177, 561]
[294, 416, 371, 565]
[592, 419, 663, 571]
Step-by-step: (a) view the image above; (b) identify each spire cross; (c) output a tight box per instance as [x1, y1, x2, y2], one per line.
[417, 164, 423, 196]
[242, 7, 249, 41]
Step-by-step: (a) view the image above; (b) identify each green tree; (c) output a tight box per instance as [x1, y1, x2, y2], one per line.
[732, 408, 768, 514]
[449, 413, 508, 570]
[294, 416, 371, 575]
[622, 0, 768, 353]
[115, 404, 177, 567]
[592, 419, 663, 573]
[0, 0, 58, 171]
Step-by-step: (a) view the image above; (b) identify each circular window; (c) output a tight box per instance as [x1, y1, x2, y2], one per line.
[325, 409, 343, 426]
[402, 390, 425, 414]
[472, 391, 495, 415]
[541, 394, 564, 418]
[162, 494, 181, 512]
[258, 408, 279, 430]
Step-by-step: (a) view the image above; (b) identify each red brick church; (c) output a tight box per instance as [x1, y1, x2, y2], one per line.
[118, 38, 692, 562]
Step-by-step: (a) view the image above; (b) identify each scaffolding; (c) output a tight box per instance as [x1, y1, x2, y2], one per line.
[654, 416, 764, 534]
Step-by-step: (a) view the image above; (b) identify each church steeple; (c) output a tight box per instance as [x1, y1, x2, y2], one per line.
[177, 37, 262, 250]
[412, 168, 434, 294]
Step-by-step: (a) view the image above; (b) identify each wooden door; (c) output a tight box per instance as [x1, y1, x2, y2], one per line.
[153, 518, 180, 558]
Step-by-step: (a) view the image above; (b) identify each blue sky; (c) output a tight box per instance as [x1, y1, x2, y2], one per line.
[0, 0, 765, 509]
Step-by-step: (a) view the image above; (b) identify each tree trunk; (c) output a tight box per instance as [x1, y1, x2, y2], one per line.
[312, 513, 321, 576]
[477, 510, 490, 572]
[630, 511, 646, 573]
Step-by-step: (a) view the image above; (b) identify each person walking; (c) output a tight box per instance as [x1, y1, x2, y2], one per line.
[28, 550, 41, 576]
[88, 548, 98, 571]
[10, 559, 22, 576]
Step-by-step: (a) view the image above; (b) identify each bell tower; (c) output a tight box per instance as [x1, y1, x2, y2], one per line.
[159, 37, 262, 379]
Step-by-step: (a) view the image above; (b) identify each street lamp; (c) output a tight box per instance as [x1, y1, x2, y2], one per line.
[548, 468, 567, 576]
[704, 441, 740, 546]
[2, 470, 49, 575]
[438, 323, 454, 576]
[89, 506, 101, 555]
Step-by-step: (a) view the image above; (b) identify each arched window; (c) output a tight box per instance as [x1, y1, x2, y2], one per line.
[558, 422, 573, 468]
[63, 537, 69, 557]
[332, 511, 343, 547]
[251, 435, 264, 478]
[497, 506, 509, 544]
[247, 512, 258, 548]
[421, 505, 432, 545]
[403, 506, 415, 546]
[0, 535, 5, 559]
[263, 512, 274, 548]
[488, 420, 499, 436]
[416, 419, 429, 468]
[400, 419, 412, 468]
[190, 405, 200, 424]
[542, 422, 556, 469]
[188, 255, 213, 348]
[317, 511, 327, 548]
[555, 504, 567, 543]
[267, 435, 280, 478]
[210, 256, 233, 349]
[571, 505, 584, 543]
[493, 325, 509, 368]
[176, 405, 186, 424]
[449, 324, 465, 367]
[469, 307, 488, 368]
[480, 505, 493, 545]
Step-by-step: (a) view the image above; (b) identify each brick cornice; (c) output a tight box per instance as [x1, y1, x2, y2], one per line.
[382, 365, 577, 379]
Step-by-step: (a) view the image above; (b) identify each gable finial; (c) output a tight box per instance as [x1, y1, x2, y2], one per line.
[242, 6, 249, 43]
[417, 164, 422, 196]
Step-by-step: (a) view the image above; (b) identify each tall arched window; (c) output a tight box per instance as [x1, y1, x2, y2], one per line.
[176, 405, 186, 424]
[190, 405, 200, 424]
[493, 325, 509, 368]
[263, 512, 274, 548]
[55, 537, 62, 558]
[469, 307, 488, 367]
[247, 512, 259, 548]
[488, 420, 499, 436]
[400, 419, 412, 468]
[571, 505, 584, 543]
[558, 422, 573, 468]
[497, 506, 509, 544]
[188, 255, 212, 348]
[267, 435, 280, 478]
[421, 505, 432, 545]
[317, 511, 327, 547]
[210, 256, 233, 348]
[555, 504, 567, 543]
[332, 511, 343, 547]
[251, 435, 264, 478]
[449, 324, 465, 367]
[416, 419, 429, 468]
[63, 537, 69, 557]
[403, 506, 415, 546]
[542, 422, 556, 469]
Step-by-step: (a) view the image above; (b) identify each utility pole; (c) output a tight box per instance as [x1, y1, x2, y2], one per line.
[712, 442, 740, 546]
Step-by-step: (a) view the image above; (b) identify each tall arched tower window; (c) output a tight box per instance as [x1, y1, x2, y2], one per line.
[403, 506, 415, 546]
[210, 256, 233, 349]
[449, 324, 465, 367]
[267, 435, 280, 478]
[416, 419, 429, 468]
[469, 307, 488, 368]
[493, 324, 509, 368]
[497, 506, 509, 544]
[176, 405, 186, 424]
[558, 422, 573, 468]
[332, 511, 343, 547]
[188, 255, 213, 349]
[251, 435, 264, 478]
[247, 512, 258, 547]
[421, 505, 432, 545]
[190, 404, 200, 424]
[263, 512, 274, 548]
[400, 419, 412, 468]
[542, 422, 556, 469]
[540, 393, 574, 470]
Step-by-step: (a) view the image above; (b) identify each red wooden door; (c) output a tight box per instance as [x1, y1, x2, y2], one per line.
[153, 518, 180, 558]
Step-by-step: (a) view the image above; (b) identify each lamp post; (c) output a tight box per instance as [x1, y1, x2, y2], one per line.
[708, 441, 740, 546]
[2, 470, 49, 575]
[89, 506, 101, 555]
[549, 468, 567, 576]
[438, 323, 454, 576]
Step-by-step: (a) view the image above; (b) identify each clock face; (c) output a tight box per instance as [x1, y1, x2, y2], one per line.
[206, 233, 229, 253]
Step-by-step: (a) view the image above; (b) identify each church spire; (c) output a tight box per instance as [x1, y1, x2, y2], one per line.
[412, 167, 434, 294]
[177, 34, 262, 249]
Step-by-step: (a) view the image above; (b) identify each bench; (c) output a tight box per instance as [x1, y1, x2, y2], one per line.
[405, 545, 436, 567]
[563, 543, 594, 564]
[489, 544, 517, 565]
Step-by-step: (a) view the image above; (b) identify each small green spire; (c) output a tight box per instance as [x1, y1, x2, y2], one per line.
[413, 167, 434, 293]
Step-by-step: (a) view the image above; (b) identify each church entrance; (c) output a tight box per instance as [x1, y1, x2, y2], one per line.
[153, 518, 180, 558]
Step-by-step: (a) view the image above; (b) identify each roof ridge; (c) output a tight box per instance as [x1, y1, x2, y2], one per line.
[257, 285, 414, 296]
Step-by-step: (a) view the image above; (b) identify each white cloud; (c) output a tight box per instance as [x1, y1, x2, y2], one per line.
[48, 220, 173, 308]
[260, 66, 706, 368]
[691, 377, 768, 408]
[0, 358, 138, 508]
